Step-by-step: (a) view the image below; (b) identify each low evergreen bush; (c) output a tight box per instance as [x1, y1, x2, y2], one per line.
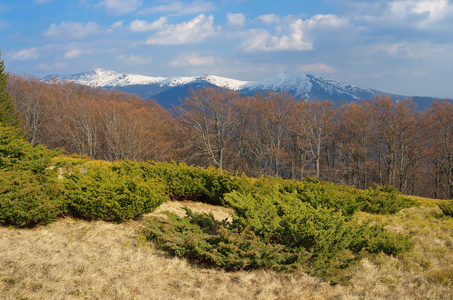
[0, 124, 61, 173]
[357, 185, 416, 214]
[439, 201, 453, 217]
[0, 123, 63, 227]
[143, 184, 414, 282]
[63, 163, 168, 222]
[139, 161, 250, 205]
[0, 169, 63, 227]
[143, 208, 299, 272]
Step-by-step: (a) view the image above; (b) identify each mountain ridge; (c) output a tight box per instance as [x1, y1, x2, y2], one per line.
[44, 68, 437, 109]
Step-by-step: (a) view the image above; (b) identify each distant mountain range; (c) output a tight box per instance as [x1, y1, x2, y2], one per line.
[44, 68, 439, 110]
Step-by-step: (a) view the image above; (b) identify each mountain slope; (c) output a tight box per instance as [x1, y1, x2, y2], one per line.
[44, 68, 435, 109]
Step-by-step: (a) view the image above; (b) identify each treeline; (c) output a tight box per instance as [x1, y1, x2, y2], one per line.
[8, 75, 175, 162]
[8, 74, 453, 199]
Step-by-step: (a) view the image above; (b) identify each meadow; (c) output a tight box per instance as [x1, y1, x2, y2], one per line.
[1, 198, 453, 299]
[1, 123, 453, 299]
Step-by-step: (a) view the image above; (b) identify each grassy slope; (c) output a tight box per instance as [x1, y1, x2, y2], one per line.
[1, 199, 452, 300]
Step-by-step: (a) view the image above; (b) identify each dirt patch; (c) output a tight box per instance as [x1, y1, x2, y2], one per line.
[145, 200, 234, 223]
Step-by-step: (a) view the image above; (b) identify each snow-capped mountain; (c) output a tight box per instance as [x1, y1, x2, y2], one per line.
[45, 68, 433, 109]
[240, 73, 312, 98]
[45, 68, 253, 103]
[46, 68, 249, 90]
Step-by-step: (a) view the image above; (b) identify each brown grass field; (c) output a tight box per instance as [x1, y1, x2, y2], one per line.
[1, 198, 453, 299]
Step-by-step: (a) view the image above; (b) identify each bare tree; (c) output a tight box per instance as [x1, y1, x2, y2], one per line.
[292, 100, 336, 179]
[336, 101, 371, 188]
[52, 84, 102, 158]
[426, 100, 453, 199]
[368, 95, 422, 193]
[8, 74, 56, 144]
[101, 94, 174, 161]
[175, 87, 241, 171]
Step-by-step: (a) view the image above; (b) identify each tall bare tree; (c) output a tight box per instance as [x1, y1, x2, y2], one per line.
[292, 100, 336, 179]
[8, 74, 56, 144]
[426, 100, 453, 199]
[368, 95, 422, 193]
[336, 101, 371, 188]
[175, 87, 241, 171]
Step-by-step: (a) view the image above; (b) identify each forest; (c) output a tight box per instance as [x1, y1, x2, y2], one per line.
[6, 74, 453, 200]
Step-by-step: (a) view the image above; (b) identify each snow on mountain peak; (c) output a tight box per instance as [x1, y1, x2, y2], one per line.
[46, 69, 251, 90]
[43, 68, 382, 104]
[244, 72, 312, 97]
[47, 68, 167, 88]
[201, 75, 250, 90]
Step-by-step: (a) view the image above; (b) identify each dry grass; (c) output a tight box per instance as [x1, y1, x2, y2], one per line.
[1, 200, 453, 299]
[146, 200, 234, 223]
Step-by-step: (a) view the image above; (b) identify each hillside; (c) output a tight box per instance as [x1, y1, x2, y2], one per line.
[1, 198, 453, 299]
[1, 122, 453, 299]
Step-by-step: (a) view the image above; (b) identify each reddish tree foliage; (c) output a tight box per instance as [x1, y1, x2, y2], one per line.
[8, 77, 452, 199]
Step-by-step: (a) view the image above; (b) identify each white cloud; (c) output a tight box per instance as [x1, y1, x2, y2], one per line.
[117, 54, 153, 65]
[98, 0, 143, 15]
[9, 48, 40, 61]
[342, 0, 453, 31]
[170, 53, 214, 66]
[303, 14, 348, 28]
[139, 0, 215, 15]
[111, 20, 124, 29]
[298, 63, 335, 73]
[390, 0, 448, 17]
[389, 0, 451, 27]
[239, 14, 348, 52]
[129, 17, 167, 32]
[241, 29, 313, 52]
[42, 21, 102, 41]
[227, 13, 246, 27]
[64, 49, 82, 59]
[256, 14, 280, 25]
[371, 41, 452, 62]
[144, 14, 220, 45]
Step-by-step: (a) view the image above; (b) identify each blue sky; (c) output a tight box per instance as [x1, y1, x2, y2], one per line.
[1, 0, 453, 98]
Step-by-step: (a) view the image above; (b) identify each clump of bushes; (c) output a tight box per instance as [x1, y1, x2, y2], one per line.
[0, 169, 62, 227]
[63, 162, 168, 222]
[0, 124, 60, 173]
[142, 173, 415, 282]
[142, 208, 296, 272]
[144, 195, 412, 282]
[0, 125, 167, 226]
[358, 184, 416, 214]
[439, 201, 453, 217]
[138, 161, 250, 205]
[0, 124, 63, 227]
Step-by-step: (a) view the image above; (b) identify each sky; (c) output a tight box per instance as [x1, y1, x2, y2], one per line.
[1, 0, 453, 98]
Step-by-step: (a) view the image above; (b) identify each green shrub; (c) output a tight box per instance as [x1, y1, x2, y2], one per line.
[0, 124, 64, 227]
[357, 185, 416, 214]
[439, 201, 453, 217]
[144, 185, 413, 282]
[349, 224, 413, 255]
[139, 161, 250, 205]
[143, 208, 301, 272]
[0, 169, 63, 227]
[0, 124, 60, 173]
[224, 190, 408, 258]
[297, 178, 361, 217]
[63, 164, 168, 222]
